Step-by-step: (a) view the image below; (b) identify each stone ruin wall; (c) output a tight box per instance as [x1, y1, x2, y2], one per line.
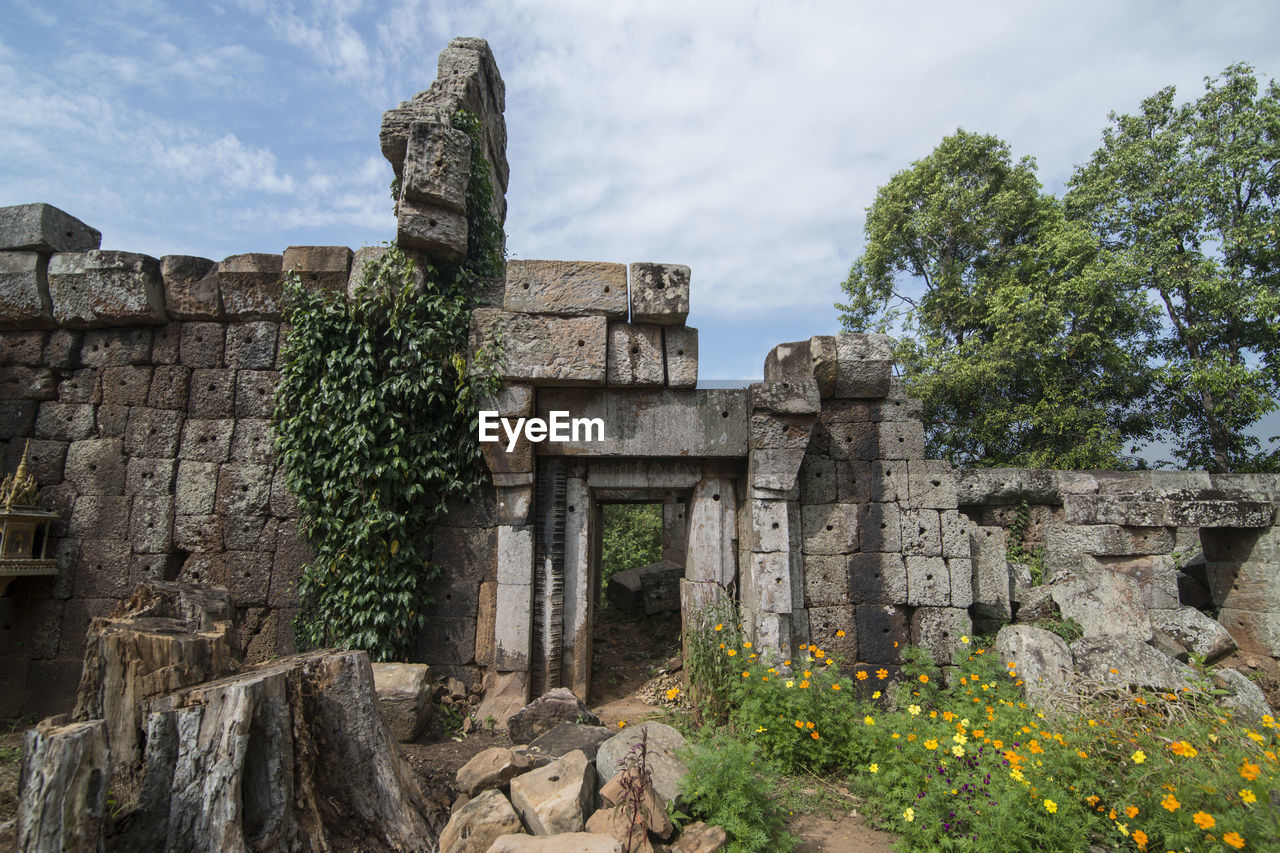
[4, 36, 1280, 720]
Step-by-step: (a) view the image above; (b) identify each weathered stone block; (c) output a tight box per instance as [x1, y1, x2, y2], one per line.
[0, 251, 53, 328]
[606, 322, 664, 387]
[160, 255, 221, 320]
[859, 502, 901, 553]
[995, 625, 1074, 710]
[417, 615, 477, 665]
[471, 308, 607, 386]
[224, 321, 279, 369]
[146, 364, 190, 410]
[95, 404, 128, 437]
[970, 524, 1011, 620]
[1150, 607, 1237, 663]
[801, 503, 858, 555]
[396, 197, 468, 263]
[371, 662, 435, 742]
[849, 552, 908, 603]
[185, 368, 234, 418]
[234, 370, 278, 418]
[129, 495, 174, 553]
[122, 408, 183, 459]
[53, 371, 97, 406]
[503, 260, 628, 318]
[179, 322, 225, 368]
[833, 334, 892, 397]
[42, 329, 78, 368]
[948, 558, 973, 607]
[178, 418, 233, 463]
[629, 262, 691, 327]
[749, 379, 820, 416]
[535, 388, 748, 457]
[876, 421, 925, 460]
[940, 511, 969, 559]
[856, 603, 908, 664]
[214, 462, 272, 517]
[80, 327, 151, 367]
[494, 583, 531, 669]
[73, 540, 131, 598]
[48, 251, 165, 327]
[1064, 495, 1165, 527]
[906, 555, 949, 606]
[65, 438, 125, 495]
[907, 460, 957, 509]
[0, 203, 99, 252]
[901, 509, 941, 557]
[1205, 560, 1280, 612]
[0, 364, 55, 401]
[748, 448, 806, 496]
[98, 365, 151, 407]
[283, 245, 353, 294]
[149, 322, 179, 365]
[173, 513, 222, 551]
[748, 551, 794, 613]
[0, 330, 48, 366]
[223, 550, 273, 605]
[400, 121, 470, 213]
[803, 554, 849, 608]
[67, 495, 130, 539]
[0, 399, 36, 441]
[1167, 499, 1273, 528]
[686, 479, 737, 585]
[125, 456, 176, 495]
[805, 604, 856, 661]
[1217, 607, 1280, 657]
[664, 326, 698, 388]
[219, 253, 284, 320]
[1051, 568, 1151, 641]
[911, 607, 971, 665]
[1071, 635, 1193, 691]
[799, 454, 836, 503]
[227, 418, 274, 465]
[749, 414, 812, 452]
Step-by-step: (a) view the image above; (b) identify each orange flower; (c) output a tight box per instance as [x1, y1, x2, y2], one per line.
[810, 730, 820, 740]
[1240, 760, 1261, 781]
[1132, 829, 1148, 849]
[856, 671, 869, 681]
[1223, 831, 1245, 849]
[1192, 811, 1214, 830]
[836, 629, 846, 637]
[831, 683, 841, 691]
[1124, 805, 1138, 819]
[795, 720, 804, 728]
[1168, 740, 1197, 758]
[1160, 793, 1179, 812]
[814, 649, 826, 659]
[876, 668, 888, 679]
[918, 674, 929, 683]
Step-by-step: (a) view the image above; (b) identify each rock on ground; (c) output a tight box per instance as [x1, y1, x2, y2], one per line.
[437, 788, 523, 853]
[595, 722, 688, 806]
[507, 687, 601, 745]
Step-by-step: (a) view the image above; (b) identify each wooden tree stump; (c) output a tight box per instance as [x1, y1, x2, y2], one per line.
[18, 718, 109, 853]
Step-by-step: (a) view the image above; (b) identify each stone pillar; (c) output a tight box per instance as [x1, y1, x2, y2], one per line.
[562, 467, 591, 698]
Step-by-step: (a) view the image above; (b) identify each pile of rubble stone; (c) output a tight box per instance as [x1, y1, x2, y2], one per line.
[439, 687, 725, 853]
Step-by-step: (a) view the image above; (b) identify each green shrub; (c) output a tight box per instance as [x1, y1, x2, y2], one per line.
[678, 729, 798, 853]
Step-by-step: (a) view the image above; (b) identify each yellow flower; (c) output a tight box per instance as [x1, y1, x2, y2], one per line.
[876, 668, 888, 679]
[1160, 793, 1180, 812]
[960, 635, 970, 644]
[743, 641, 753, 649]
[666, 686, 681, 700]
[869, 763, 878, 773]
[1192, 811, 1214, 830]
[726, 648, 737, 657]
[715, 623, 723, 631]
[1224, 831, 1246, 849]
[1131, 750, 1145, 764]
[902, 807, 915, 822]
[953, 733, 967, 745]
[785, 680, 795, 688]
[1168, 740, 1197, 758]
[1240, 788, 1257, 804]
[872, 691, 881, 699]
[755, 725, 767, 733]
[1044, 799, 1057, 814]
[1010, 768, 1024, 782]
[864, 715, 875, 726]
[908, 704, 922, 715]
[1115, 822, 1128, 836]
[618, 720, 627, 728]
[836, 629, 846, 637]
[1124, 805, 1138, 819]
[924, 738, 938, 750]
[952, 745, 964, 757]
[783, 660, 791, 666]
[919, 674, 929, 683]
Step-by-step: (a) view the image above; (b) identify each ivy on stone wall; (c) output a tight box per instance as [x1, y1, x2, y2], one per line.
[274, 110, 503, 661]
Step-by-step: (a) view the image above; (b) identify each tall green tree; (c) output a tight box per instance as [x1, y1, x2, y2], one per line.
[838, 130, 1157, 468]
[1066, 64, 1280, 472]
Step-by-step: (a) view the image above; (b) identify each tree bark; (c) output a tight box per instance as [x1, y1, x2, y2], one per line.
[18, 718, 109, 853]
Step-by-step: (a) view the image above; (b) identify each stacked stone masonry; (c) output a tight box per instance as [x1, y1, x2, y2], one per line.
[4, 37, 1280, 721]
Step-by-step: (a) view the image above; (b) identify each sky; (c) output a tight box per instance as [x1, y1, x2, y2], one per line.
[3, 0, 1279, 398]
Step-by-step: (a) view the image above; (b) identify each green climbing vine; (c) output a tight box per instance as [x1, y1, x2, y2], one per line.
[274, 110, 503, 660]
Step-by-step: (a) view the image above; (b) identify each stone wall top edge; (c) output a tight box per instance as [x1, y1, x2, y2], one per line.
[957, 467, 1280, 505]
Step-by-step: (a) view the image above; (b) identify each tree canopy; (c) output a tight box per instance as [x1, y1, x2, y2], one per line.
[839, 65, 1280, 472]
[838, 130, 1156, 469]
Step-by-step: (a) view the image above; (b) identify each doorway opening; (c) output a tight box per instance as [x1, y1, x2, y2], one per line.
[588, 499, 685, 706]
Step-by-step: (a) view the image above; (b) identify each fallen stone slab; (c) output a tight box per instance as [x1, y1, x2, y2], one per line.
[672, 822, 729, 853]
[487, 832, 623, 852]
[585, 807, 655, 853]
[607, 559, 683, 614]
[1212, 667, 1274, 723]
[595, 722, 688, 806]
[509, 749, 595, 835]
[371, 661, 435, 742]
[522, 721, 616, 766]
[1149, 608, 1237, 664]
[995, 625, 1074, 711]
[1070, 635, 1195, 692]
[508, 687, 601, 745]
[438, 788, 523, 853]
[457, 746, 533, 795]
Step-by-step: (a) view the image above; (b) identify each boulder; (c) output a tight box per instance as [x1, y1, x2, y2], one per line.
[522, 722, 616, 766]
[607, 560, 684, 614]
[599, 772, 674, 840]
[595, 722, 688, 806]
[1051, 569, 1150, 642]
[509, 749, 595, 835]
[1015, 585, 1059, 622]
[1149, 608, 1237, 664]
[507, 687, 600, 745]
[585, 808, 654, 853]
[995, 625, 1074, 711]
[438, 788, 523, 853]
[672, 822, 729, 853]
[487, 833, 623, 853]
[1070, 636, 1195, 692]
[457, 746, 533, 796]
[1212, 668, 1274, 724]
[371, 662, 434, 742]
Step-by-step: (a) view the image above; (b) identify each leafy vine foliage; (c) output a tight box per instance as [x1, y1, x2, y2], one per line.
[274, 111, 502, 660]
